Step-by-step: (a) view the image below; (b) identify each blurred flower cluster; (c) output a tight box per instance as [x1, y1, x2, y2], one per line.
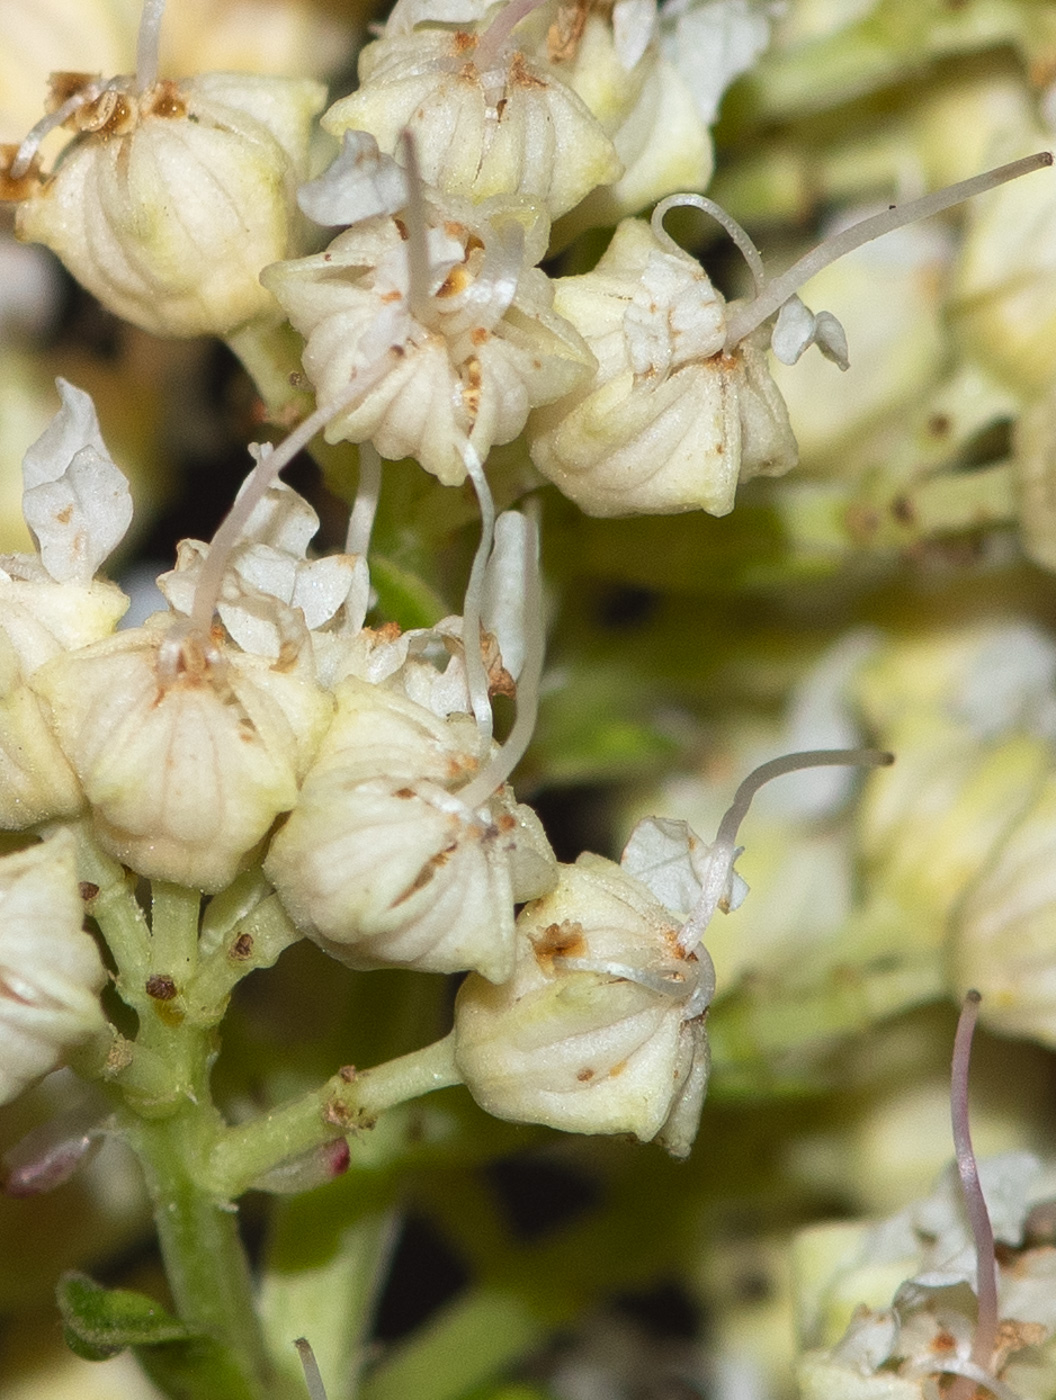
[3, 1, 1056, 1399]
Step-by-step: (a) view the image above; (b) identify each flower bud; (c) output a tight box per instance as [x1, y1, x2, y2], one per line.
[453, 853, 710, 1154]
[527, 215, 797, 516]
[0, 830, 108, 1107]
[14, 72, 326, 338]
[265, 676, 556, 983]
[263, 193, 594, 486]
[32, 617, 331, 892]
[322, 18, 621, 217]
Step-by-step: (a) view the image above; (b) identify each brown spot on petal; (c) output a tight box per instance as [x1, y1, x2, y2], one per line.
[576, 1067, 595, 1081]
[509, 52, 547, 88]
[471, 326, 489, 345]
[56, 505, 73, 525]
[437, 263, 472, 298]
[141, 80, 188, 120]
[231, 933, 254, 960]
[531, 919, 587, 972]
[392, 843, 459, 905]
[930, 1329, 956, 1355]
[453, 30, 477, 53]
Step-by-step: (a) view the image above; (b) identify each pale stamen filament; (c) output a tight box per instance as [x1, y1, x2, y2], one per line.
[652, 194, 766, 296]
[345, 442, 382, 557]
[723, 152, 1054, 349]
[947, 990, 1000, 1400]
[10, 86, 107, 180]
[678, 748, 894, 952]
[135, 0, 168, 92]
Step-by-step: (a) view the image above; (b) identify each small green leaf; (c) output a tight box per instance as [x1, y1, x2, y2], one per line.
[57, 1272, 190, 1361]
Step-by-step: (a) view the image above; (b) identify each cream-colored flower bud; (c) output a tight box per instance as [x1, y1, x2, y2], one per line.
[453, 853, 710, 1153]
[0, 830, 108, 1107]
[15, 72, 326, 338]
[265, 676, 556, 982]
[527, 215, 797, 516]
[953, 774, 1056, 1048]
[263, 195, 594, 485]
[31, 617, 331, 892]
[0, 629, 81, 828]
[322, 16, 621, 217]
[858, 712, 1050, 927]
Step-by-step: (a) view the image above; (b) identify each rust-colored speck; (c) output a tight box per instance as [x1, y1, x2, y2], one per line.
[142, 80, 187, 120]
[79, 882, 100, 902]
[0, 145, 42, 203]
[471, 326, 489, 345]
[394, 217, 409, 241]
[531, 919, 587, 972]
[393, 786, 416, 799]
[928, 412, 952, 437]
[437, 263, 472, 298]
[576, 1067, 595, 1082]
[146, 974, 178, 1001]
[930, 1329, 956, 1355]
[509, 52, 546, 88]
[339, 1064, 359, 1083]
[453, 30, 477, 53]
[231, 933, 254, 960]
[380, 288, 402, 303]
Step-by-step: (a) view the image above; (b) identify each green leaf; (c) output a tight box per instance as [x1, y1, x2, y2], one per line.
[57, 1272, 191, 1361]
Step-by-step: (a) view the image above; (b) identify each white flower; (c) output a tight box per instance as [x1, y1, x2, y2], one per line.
[0, 830, 108, 1107]
[453, 853, 711, 1153]
[157, 479, 366, 665]
[15, 72, 326, 338]
[321, 8, 622, 217]
[528, 214, 797, 516]
[263, 194, 595, 485]
[265, 676, 556, 982]
[31, 617, 332, 892]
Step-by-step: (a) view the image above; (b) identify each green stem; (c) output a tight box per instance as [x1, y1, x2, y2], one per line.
[125, 1103, 273, 1399]
[187, 893, 303, 1026]
[60, 820, 151, 998]
[150, 882, 202, 987]
[205, 1034, 463, 1200]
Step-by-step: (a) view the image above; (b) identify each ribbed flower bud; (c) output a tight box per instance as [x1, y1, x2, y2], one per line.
[265, 676, 556, 983]
[263, 192, 594, 485]
[453, 853, 711, 1155]
[0, 830, 108, 1107]
[527, 214, 797, 516]
[321, 0, 622, 217]
[12, 71, 325, 337]
[31, 617, 331, 892]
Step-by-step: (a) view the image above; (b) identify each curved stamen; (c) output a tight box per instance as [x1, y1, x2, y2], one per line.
[10, 86, 105, 180]
[346, 442, 382, 557]
[455, 502, 543, 810]
[135, 0, 168, 92]
[294, 1339, 329, 1400]
[652, 194, 766, 296]
[455, 436, 498, 751]
[723, 152, 1053, 350]
[474, 0, 549, 71]
[678, 748, 894, 952]
[948, 990, 999, 1400]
